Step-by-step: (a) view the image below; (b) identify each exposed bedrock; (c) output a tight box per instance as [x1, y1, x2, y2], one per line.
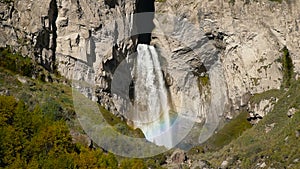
[1, 0, 300, 132]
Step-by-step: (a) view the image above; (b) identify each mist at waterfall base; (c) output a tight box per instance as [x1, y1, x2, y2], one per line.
[131, 44, 176, 148]
[113, 44, 227, 149]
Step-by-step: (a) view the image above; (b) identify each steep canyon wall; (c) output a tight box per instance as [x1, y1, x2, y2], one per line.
[1, 0, 300, 126]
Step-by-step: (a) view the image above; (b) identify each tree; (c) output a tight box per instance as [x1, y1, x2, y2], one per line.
[120, 159, 147, 169]
[0, 96, 17, 126]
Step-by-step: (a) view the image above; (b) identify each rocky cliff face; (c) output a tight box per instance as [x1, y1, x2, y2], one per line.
[0, 0, 57, 71]
[155, 0, 300, 112]
[1, 0, 136, 113]
[1, 0, 300, 137]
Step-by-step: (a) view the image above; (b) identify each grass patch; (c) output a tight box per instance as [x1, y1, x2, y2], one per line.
[202, 111, 252, 151]
[0, 47, 145, 138]
[0, 65, 144, 140]
[0, 67, 74, 121]
[99, 106, 145, 138]
[197, 79, 300, 168]
[250, 89, 282, 104]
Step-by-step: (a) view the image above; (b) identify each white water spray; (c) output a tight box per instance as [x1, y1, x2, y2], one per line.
[133, 44, 173, 148]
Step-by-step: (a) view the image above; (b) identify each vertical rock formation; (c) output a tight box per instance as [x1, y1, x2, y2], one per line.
[0, 0, 58, 71]
[154, 0, 300, 113]
[54, 0, 136, 109]
[1, 0, 300, 146]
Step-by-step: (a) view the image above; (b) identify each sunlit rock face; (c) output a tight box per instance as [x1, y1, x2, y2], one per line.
[2, 0, 300, 147]
[155, 0, 300, 111]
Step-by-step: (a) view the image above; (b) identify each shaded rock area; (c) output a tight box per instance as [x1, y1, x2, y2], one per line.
[0, 0, 58, 71]
[168, 149, 186, 164]
[247, 97, 278, 124]
[135, 0, 155, 45]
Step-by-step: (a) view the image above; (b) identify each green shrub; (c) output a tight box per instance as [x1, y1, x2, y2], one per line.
[120, 159, 147, 169]
[0, 95, 122, 168]
[0, 47, 34, 77]
[199, 75, 209, 86]
[281, 46, 294, 88]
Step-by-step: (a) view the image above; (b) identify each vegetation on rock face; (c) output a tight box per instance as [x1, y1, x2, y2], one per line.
[0, 49, 155, 168]
[0, 95, 120, 168]
[0, 47, 61, 83]
[99, 106, 145, 138]
[198, 75, 209, 86]
[0, 47, 34, 77]
[201, 111, 252, 152]
[193, 78, 300, 168]
[188, 54, 298, 168]
[281, 46, 294, 88]
[250, 89, 282, 104]
[197, 74, 210, 95]
[120, 159, 147, 169]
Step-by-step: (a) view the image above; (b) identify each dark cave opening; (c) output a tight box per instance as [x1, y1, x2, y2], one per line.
[135, 0, 155, 45]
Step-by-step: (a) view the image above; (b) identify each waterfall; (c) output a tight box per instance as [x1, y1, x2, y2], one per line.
[133, 44, 173, 148]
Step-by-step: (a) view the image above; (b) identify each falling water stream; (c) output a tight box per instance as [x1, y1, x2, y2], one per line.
[128, 44, 227, 148]
[133, 44, 173, 148]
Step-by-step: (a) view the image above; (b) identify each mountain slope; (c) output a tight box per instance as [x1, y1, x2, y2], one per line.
[185, 79, 300, 168]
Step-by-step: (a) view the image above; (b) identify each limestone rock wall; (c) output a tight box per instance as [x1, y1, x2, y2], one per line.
[54, 0, 135, 112]
[0, 0, 57, 71]
[155, 0, 300, 114]
[1, 0, 300, 121]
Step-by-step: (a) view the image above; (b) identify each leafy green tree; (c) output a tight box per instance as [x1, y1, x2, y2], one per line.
[0, 96, 17, 126]
[0, 95, 123, 168]
[120, 159, 147, 169]
[97, 152, 118, 169]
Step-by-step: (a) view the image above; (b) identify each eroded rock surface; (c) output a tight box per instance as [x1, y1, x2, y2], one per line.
[1, 0, 300, 138]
